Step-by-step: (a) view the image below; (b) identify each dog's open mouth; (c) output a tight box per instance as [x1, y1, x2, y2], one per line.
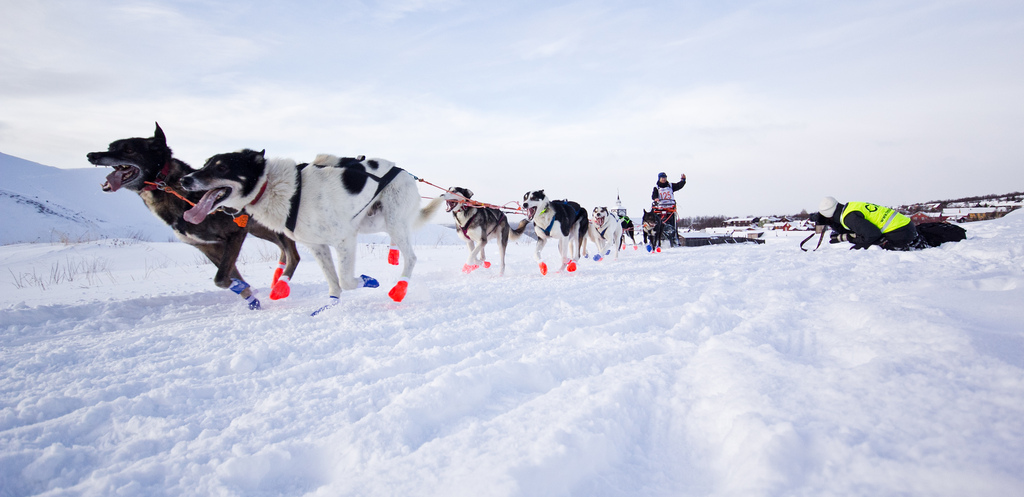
[183, 187, 231, 225]
[594, 216, 605, 227]
[526, 206, 537, 221]
[101, 164, 140, 192]
[445, 199, 461, 212]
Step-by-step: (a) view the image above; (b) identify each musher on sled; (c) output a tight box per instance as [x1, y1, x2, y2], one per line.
[649, 172, 686, 248]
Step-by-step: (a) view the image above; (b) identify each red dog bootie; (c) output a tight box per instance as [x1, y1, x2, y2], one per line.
[567, 261, 577, 272]
[272, 262, 286, 286]
[388, 278, 409, 302]
[462, 264, 479, 274]
[538, 262, 548, 275]
[388, 245, 400, 266]
[270, 275, 291, 300]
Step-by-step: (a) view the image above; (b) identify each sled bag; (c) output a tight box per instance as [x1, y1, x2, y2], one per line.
[916, 222, 967, 247]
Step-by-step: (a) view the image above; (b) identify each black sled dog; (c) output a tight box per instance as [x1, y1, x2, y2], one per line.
[87, 124, 300, 309]
[179, 149, 441, 311]
[642, 209, 671, 252]
[442, 187, 520, 276]
[513, 190, 588, 275]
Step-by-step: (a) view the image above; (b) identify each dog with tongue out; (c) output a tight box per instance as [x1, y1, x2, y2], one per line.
[87, 123, 301, 309]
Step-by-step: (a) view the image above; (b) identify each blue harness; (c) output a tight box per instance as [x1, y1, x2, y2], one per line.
[538, 201, 581, 237]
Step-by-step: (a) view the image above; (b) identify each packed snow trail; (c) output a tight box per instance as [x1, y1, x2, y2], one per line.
[2, 218, 1023, 496]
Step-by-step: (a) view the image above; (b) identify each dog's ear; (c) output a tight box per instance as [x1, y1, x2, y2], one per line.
[153, 122, 166, 144]
[464, 188, 474, 199]
[243, 149, 266, 164]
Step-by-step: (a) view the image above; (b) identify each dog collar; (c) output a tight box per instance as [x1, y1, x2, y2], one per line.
[141, 161, 173, 191]
[249, 180, 269, 206]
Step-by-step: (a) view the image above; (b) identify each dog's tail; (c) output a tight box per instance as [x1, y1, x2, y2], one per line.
[503, 216, 527, 241]
[511, 219, 530, 237]
[414, 197, 444, 229]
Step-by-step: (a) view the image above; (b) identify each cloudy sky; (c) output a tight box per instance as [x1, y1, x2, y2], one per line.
[2, 0, 1022, 217]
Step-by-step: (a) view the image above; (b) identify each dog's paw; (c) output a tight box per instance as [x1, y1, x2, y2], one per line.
[388, 248, 400, 266]
[248, 297, 262, 310]
[483, 261, 491, 269]
[538, 262, 548, 275]
[272, 265, 285, 286]
[270, 277, 291, 300]
[567, 261, 577, 272]
[388, 280, 409, 302]
[656, 247, 662, 253]
[360, 275, 380, 288]
[646, 244, 653, 253]
[592, 254, 602, 262]
[462, 264, 479, 274]
[311, 296, 340, 316]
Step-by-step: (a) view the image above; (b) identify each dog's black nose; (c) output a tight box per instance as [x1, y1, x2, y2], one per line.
[86, 152, 99, 161]
[180, 176, 194, 189]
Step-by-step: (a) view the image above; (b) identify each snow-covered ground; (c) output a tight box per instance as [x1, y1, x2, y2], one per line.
[2, 212, 1023, 496]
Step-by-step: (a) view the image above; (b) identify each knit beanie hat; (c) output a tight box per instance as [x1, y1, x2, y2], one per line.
[818, 196, 838, 217]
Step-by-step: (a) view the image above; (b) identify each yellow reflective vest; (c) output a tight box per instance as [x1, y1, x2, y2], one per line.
[841, 202, 911, 233]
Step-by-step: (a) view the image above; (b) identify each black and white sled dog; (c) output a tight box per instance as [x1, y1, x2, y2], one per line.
[513, 190, 588, 275]
[583, 206, 623, 261]
[179, 149, 441, 310]
[86, 124, 300, 310]
[442, 187, 519, 276]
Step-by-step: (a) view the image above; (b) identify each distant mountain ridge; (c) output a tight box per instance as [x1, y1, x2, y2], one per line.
[899, 191, 1024, 211]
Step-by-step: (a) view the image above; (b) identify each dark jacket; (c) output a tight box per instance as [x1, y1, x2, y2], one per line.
[652, 178, 686, 201]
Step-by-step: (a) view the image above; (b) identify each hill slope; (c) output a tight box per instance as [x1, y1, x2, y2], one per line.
[0, 152, 174, 244]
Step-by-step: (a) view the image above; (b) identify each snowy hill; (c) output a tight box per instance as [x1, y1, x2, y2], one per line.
[0, 152, 175, 244]
[2, 205, 1023, 495]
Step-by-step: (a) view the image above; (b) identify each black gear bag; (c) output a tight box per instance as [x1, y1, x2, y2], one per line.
[915, 222, 967, 247]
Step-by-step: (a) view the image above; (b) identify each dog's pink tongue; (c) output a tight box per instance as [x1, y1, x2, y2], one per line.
[103, 169, 127, 192]
[183, 189, 222, 224]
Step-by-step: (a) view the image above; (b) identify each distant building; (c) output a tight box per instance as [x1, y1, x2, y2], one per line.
[942, 207, 1000, 222]
[724, 217, 756, 227]
[614, 193, 627, 219]
[910, 212, 947, 224]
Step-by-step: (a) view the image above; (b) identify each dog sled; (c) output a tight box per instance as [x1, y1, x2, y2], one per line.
[643, 203, 679, 250]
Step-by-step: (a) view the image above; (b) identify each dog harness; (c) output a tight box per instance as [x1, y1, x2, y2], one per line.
[537, 201, 582, 237]
[458, 208, 506, 239]
[352, 166, 403, 220]
[284, 160, 405, 232]
[285, 163, 309, 233]
[539, 212, 557, 237]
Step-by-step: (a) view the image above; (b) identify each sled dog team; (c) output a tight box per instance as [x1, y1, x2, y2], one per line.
[89, 124, 626, 312]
